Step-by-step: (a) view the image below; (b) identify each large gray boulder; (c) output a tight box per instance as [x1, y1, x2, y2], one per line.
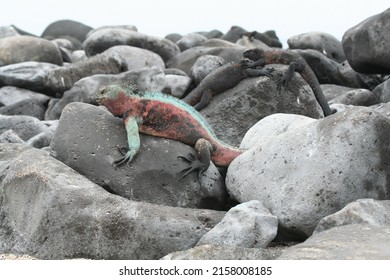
[41, 19, 93, 43]
[240, 113, 316, 150]
[0, 144, 225, 259]
[0, 86, 50, 106]
[196, 200, 278, 248]
[176, 33, 208, 51]
[373, 78, 390, 103]
[82, 28, 180, 62]
[0, 35, 63, 66]
[226, 108, 390, 237]
[50, 102, 227, 209]
[44, 47, 128, 95]
[0, 62, 60, 95]
[288, 32, 346, 63]
[342, 8, 390, 74]
[328, 88, 377, 107]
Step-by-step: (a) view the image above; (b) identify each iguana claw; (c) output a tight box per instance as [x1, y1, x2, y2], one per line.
[178, 154, 208, 178]
[113, 146, 134, 168]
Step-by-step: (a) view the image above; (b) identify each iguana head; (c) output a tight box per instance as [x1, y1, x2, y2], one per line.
[243, 48, 264, 61]
[95, 83, 140, 116]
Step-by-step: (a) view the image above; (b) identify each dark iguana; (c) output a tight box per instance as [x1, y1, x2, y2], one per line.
[182, 58, 273, 110]
[244, 48, 333, 116]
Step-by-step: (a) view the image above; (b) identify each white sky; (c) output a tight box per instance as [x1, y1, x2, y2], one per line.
[1, 0, 389, 47]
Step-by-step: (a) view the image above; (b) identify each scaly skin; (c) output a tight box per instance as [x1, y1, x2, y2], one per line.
[95, 84, 242, 176]
[243, 48, 333, 116]
[182, 58, 273, 110]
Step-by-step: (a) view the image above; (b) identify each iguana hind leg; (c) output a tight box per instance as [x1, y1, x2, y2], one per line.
[178, 154, 209, 178]
[194, 89, 213, 111]
[178, 139, 215, 178]
[276, 61, 305, 91]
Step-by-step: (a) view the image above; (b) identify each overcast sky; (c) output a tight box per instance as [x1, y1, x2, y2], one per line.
[1, 0, 389, 47]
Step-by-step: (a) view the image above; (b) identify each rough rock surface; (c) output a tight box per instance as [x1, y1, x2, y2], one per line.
[45, 67, 167, 120]
[373, 78, 390, 103]
[0, 26, 20, 39]
[50, 103, 227, 209]
[176, 33, 208, 51]
[0, 62, 56, 95]
[328, 88, 377, 106]
[0, 36, 63, 67]
[41, 19, 93, 43]
[278, 225, 390, 259]
[314, 199, 390, 233]
[161, 244, 284, 260]
[82, 28, 180, 61]
[227, 108, 390, 237]
[288, 32, 346, 62]
[0, 99, 46, 119]
[0, 86, 50, 106]
[166, 46, 244, 75]
[163, 74, 191, 98]
[0, 144, 225, 259]
[196, 200, 278, 248]
[190, 55, 225, 85]
[44, 47, 128, 95]
[342, 8, 390, 74]
[240, 113, 316, 150]
[0, 115, 57, 148]
[0, 115, 49, 141]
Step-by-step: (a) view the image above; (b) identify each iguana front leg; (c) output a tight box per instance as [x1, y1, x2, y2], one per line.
[113, 116, 140, 167]
[179, 139, 215, 178]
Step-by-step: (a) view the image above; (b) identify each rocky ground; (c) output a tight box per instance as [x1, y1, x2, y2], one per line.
[1, 8, 390, 260]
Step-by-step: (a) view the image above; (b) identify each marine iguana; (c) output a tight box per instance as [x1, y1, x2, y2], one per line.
[95, 84, 242, 177]
[243, 48, 333, 116]
[182, 58, 274, 110]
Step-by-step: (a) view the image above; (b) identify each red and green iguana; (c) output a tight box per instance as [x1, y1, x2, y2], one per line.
[95, 84, 242, 177]
[243, 48, 333, 116]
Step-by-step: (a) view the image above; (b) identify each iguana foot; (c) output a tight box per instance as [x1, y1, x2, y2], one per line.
[245, 67, 275, 78]
[178, 139, 214, 178]
[276, 72, 293, 92]
[113, 146, 135, 168]
[178, 153, 209, 178]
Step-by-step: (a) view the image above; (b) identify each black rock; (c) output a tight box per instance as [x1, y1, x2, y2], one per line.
[0, 99, 46, 120]
[0, 35, 63, 67]
[293, 49, 382, 89]
[82, 28, 180, 62]
[342, 8, 390, 74]
[288, 32, 345, 63]
[0, 144, 225, 259]
[41, 19, 93, 43]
